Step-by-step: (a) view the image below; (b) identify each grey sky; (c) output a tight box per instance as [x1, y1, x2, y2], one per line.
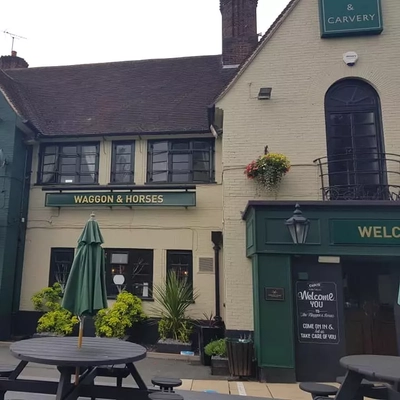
[1, 1, 290, 68]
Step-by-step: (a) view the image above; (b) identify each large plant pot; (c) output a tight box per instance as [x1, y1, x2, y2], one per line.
[226, 339, 254, 378]
[156, 339, 192, 354]
[211, 356, 229, 376]
[199, 326, 224, 366]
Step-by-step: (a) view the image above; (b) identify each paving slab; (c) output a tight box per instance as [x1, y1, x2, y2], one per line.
[191, 379, 230, 394]
[267, 384, 310, 400]
[243, 382, 272, 398]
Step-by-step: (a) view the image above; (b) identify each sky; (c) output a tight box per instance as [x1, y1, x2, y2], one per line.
[0, 0, 290, 68]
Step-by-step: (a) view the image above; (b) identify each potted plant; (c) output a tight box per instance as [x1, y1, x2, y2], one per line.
[31, 283, 79, 337]
[244, 150, 290, 191]
[205, 339, 229, 376]
[152, 271, 199, 354]
[94, 291, 147, 339]
[197, 312, 224, 366]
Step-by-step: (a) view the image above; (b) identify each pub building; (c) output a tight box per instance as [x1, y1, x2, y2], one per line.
[215, 0, 400, 383]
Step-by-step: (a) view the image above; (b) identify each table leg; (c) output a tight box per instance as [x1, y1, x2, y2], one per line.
[56, 370, 72, 400]
[335, 370, 363, 400]
[126, 363, 147, 390]
[9, 360, 28, 380]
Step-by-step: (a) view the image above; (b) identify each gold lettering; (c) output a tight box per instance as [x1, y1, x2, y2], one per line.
[107, 195, 114, 203]
[383, 227, 392, 238]
[100, 195, 107, 203]
[133, 195, 139, 203]
[87, 195, 94, 203]
[358, 226, 372, 238]
[145, 195, 152, 203]
[152, 195, 158, 203]
[158, 195, 164, 203]
[139, 195, 145, 203]
[373, 226, 382, 238]
[393, 227, 400, 239]
[74, 195, 83, 204]
[82, 196, 88, 204]
[94, 195, 101, 203]
[125, 195, 132, 203]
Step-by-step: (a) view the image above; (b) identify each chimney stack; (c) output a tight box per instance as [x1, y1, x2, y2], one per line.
[220, 0, 259, 67]
[0, 51, 29, 70]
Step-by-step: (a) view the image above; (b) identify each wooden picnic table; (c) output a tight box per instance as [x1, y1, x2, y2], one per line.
[0, 336, 149, 400]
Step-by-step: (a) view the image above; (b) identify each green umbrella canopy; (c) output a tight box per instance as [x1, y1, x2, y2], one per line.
[62, 213, 108, 317]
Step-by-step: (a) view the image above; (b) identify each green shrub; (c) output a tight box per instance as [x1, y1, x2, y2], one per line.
[32, 283, 79, 336]
[94, 291, 147, 338]
[152, 271, 199, 343]
[205, 339, 227, 357]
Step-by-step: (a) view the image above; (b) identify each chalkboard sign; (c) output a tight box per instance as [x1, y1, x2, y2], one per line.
[296, 281, 340, 345]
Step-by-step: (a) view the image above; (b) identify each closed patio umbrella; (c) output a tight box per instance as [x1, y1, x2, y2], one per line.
[61, 212, 108, 383]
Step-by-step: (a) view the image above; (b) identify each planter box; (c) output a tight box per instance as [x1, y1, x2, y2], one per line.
[198, 326, 224, 366]
[156, 339, 192, 354]
[211, 356, 229, 376]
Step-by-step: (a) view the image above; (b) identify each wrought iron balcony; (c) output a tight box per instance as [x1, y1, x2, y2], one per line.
[313, 152, 400, 201]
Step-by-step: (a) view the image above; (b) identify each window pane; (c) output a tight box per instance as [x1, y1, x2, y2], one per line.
[44, 155, 56, 164]
[60, 165, 76, 173]
[62, 146, 77, 155]
[81, 154, 96, 165]
[330, 114, 351, 125]
[193, 160, 210, 171]
[116, 144, 132, 154]
[193, 171, 210, 181]
[153, 142, 168, 152]
[111, 253, 129, 264]
[354, 113, 375, 124]
[60, 157, 77, 165]
[116, 163, 131, 173]
[81, 163, 96, 173]
[114, 173, 132, 183]
[151, 172, 168, 182]
[153, 153, 167, 163]
[354, 125, 377, 137]
[171, 142, 189, 150]
[193, 141, 211, 150]
[79, 174, 96, 184]
[172, 154, 189, 163]
[172, 173, 190, 182]
[116, 154, 131, 164]
[167, 250, 192, 285]
[49, 248, 74, 289]
[60, 176, 76, 184]
[81, 145, 97, 154]
[330, 125, 351, 138]
[44, 146, 57, 155]
[42, 173, 56, 184]
[153, 162, 167, 171]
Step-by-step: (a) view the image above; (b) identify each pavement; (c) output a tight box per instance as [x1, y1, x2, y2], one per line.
[0, 342, 317, 399]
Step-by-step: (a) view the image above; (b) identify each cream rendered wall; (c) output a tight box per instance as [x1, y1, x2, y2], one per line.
[20, 135, 223, 319]
[217, 0, 400, 330]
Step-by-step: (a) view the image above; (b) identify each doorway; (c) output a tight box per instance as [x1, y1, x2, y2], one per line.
[343, 260, 398, 356]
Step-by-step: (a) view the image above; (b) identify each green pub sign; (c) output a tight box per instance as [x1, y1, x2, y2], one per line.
[45, 191, 196, 207]
[319, 0, 383, 38]
[331, 220, 400, 245]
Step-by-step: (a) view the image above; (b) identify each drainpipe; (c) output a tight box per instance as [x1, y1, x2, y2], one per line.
[211, 231, 223, 327]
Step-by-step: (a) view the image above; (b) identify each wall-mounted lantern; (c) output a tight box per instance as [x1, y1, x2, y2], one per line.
[285, 204, 310, 244]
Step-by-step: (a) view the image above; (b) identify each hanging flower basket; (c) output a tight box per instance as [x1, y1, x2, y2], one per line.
[244, 152, 290, 191]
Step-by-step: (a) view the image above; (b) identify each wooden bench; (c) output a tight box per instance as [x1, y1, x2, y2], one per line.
[151, 377, 182, 392]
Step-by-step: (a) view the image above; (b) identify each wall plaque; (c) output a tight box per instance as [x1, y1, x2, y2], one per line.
[296, 281, 340, 345]
[264, 287, 285, 301]
[319, 0, 383, 38]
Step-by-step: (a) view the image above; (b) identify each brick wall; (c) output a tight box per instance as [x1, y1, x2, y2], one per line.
[217, 0, 400, 330]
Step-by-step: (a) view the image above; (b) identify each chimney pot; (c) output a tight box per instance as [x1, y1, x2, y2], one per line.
[0, 53, 29, 70]
[11, 50, 17, 57]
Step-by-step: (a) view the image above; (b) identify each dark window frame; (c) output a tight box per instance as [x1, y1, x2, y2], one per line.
[166, 250, 193, 291]
[49, 248, 75, 289]
[105, 248, 154, 300]
[38, 142, 100, 185]
[324, 79, 387, 198]
[110, 141, 135, 184]
[147, 139, 215, 184]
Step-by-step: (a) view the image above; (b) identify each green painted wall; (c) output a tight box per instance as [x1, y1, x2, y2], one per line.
[254, 254, 295, 369]
[0, 94, 31, 339]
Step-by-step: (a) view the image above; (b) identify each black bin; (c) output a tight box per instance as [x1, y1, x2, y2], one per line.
[226, 338, 253, 377]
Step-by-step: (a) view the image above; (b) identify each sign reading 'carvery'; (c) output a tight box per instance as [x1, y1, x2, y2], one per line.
[319, 0, 383, 38]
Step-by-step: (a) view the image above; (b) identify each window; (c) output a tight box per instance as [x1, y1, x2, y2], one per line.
[111, 142, 135, 183]
[324, 79, 386, 199]
[39, 143, 100, 184]
[105, 249, 153, 299]
[49, 248, 74, 290]
[147, 140, 214, 183]
[166, 250, 193, 289]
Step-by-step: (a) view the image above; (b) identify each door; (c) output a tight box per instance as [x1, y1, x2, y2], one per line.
[344, 263, 398, 356]
[325, 79, 387, 200]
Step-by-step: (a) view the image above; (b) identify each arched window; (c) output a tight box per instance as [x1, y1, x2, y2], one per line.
[324, 79, 387, 200]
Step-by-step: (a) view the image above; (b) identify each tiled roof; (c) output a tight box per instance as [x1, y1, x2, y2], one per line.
[1, 55, 235, 137]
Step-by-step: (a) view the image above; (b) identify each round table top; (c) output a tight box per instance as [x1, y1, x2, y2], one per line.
[341, 355, 400, 382]
[10, 337, 147, 367]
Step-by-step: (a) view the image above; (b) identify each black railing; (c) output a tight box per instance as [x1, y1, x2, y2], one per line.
[313, 152, 400, 201]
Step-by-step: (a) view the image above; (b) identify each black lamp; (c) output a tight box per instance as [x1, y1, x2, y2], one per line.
[285, 204, 310, 244]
